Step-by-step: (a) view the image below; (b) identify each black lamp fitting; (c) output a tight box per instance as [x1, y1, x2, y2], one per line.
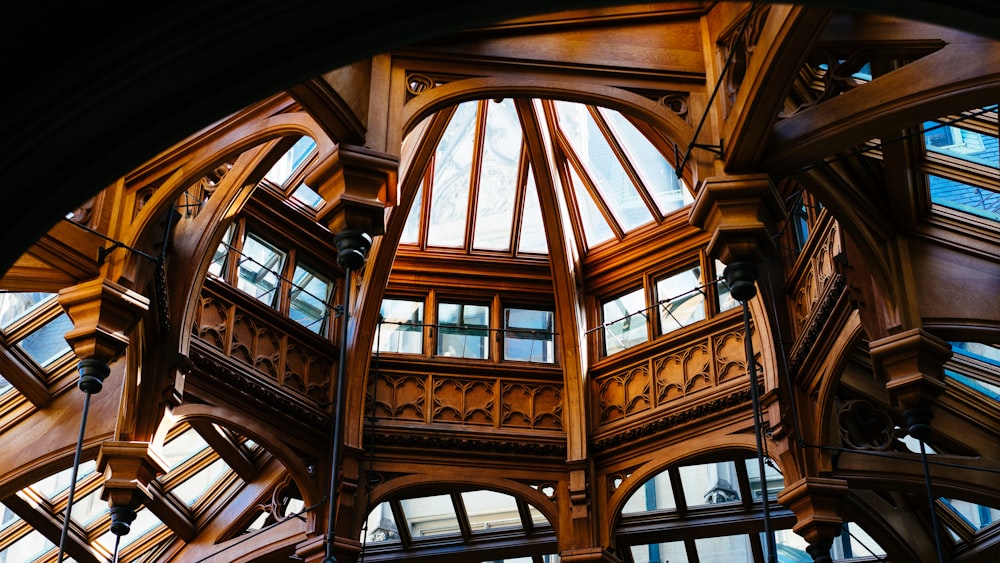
[109, 504, 137, 536]
[904, 406, 934, 442]
[77, 358, 111, 394]
[723, 261, 759, 302]
[334, 230, 372, 271]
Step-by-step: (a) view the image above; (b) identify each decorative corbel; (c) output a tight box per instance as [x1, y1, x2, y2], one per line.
[777, 477, 850, 563]
[869, 328, 951, 440]
[96, 441, 169, 535]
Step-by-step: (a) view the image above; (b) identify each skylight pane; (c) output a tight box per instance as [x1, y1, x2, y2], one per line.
[630, 541, 688, 563]
[945, 368, 1000, 402]
[928, 174, 1000, 222]
[264, 136, 317, 186]
[290, 182, 325, 209]
[171, 457, 230, 506]
[744, 458, 784, 499]
[428, 101, 477, 248]
[622, 469, 676, 513]
[473, 99, 521, 251]
[568, 165, 614, 248]
[555, 101, 653, 231]
[17, 312, 74, 368]
[0, 292, 55, 330]
[504, 307, 554, 363]
[400, 181, 424, 245]
[461, 490, 522, 532]
[517, 167, 548, 254]
[0, 529, 51, 562]
[362, 501, 400, 543]
[161, 427, 210, 470]
[941, 498, 1000, 531]
[71, 488, 108, 527]
[30, 461, 97, 501]
[0, 504, 17, 532]
[950, 341, 1000, 367]
[236, 233, 286, 307]
[694, 534, 752, 562]
[924, 122, 998, 168]
[96, 507, 162, 550]
[600, 108, 692, 214]
[400, 494, 461, 538]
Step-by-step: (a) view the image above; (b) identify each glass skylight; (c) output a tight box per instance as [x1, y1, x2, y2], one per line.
[264, 136, 317, 186]
[0, 292, 55, 331]
[16, 312, 73, 368]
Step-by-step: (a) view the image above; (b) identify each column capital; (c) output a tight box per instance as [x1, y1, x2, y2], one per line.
[777, 477, 850, 563]
[96, 441, 169, 512]
[57, 277, 149, 364]
[560, 547, 622, 563]
[689, 173, 786, 266]
[309, 144, 398, 237]
[870, 328, 951, 411]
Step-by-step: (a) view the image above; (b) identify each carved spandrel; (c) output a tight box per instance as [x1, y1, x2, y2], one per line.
[597, 365, 651, 425]
[432, 377, 495, 425]
[654, 339, 711, 404]
[373, 373, 426, 421]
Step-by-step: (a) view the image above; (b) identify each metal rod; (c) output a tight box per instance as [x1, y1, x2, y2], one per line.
[920, 439, 945, 563]
[56, 390, 93, 562]
[741, 300, 777, 563]
[324, 264, 353, 563]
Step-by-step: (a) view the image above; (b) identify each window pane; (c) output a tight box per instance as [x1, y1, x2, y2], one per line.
[264, 136, 317, 186]
[716, 260, 740, 313]
[694, 534, 753, 563]
[376, 298, 424, 354]
[568, 165, 615, 248]
[928, 174, 1000, 222]
[0, 529, 52, 562]
[428, 101, 477, 247]
[31, 461, 97, 500]
[945, 368, 1000, 403]
[400, 181, 424, 245]
[924, 122, 998, 167]
[171, 457, 231, 506]
[473, 99, 520, 251]
[631, 541, 689, 563]
[518, 167, 548, 254]
[602, 288, 647, 355]
[0, 292, 54, 330]
[744, 458, 784, 500]
[400, 494, 461, 538]
[461, 490, 522, 532]
[96, 507, 162, 551]
[70, 488, 107, 527]
[679, 461, 741, 508]
[656, 266, 706, 335]
[438, 303, 489, 359]
[236, 233, 286, 307]
[942, 498, 1000, 531]
[161, 427, 210, 470]
[290, 263, 332, 334]
[207, 223, 236, 278]
[600, 107, 692, 214]
[622, 469, 676, 514]
[504, 308, 554, 363]
[290, 182, 325, 209]
[363, 501, 401, 544]
[17, 312, 74, 367]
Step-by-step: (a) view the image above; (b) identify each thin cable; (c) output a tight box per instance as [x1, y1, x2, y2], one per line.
[919, 438, 945, 563]
[56, 390, 93, 562]
[324, 264, 353, 563]
[741, 300, 777, 563]
[112, 533, 122, 563]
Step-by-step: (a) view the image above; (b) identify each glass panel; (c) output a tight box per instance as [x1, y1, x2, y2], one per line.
[744, 458, 784, 500]
[928, 174, 1000, 222]
[461, 490, 522, 532]
[70, 488, 108, 527]
[0, 504, 17, 532]
[400, 494, 461, 538]
[555, 101, 652, 231]
[0, 529, 52, 562]
[622, 469, 676, 514]
[630, 542, 689, 563]
[207, 223, 236, 278]
[236, 233, 286, 307]
[656, 266, 706, 335]
[945, 368, 1000, 402]
[679, 460, 741, 508]
[437, 302, 489, 359]
[600, 107, 692, 214]
[0, 292, 54, 330]
[17, 312, 74, 368]
[568, 165, 615, 248]
[376, 298, 424, 354]
[694, 534, 753, 563]
[161, 427, 210, 470]
[289, 263, 332, 334]
[171, 457, 231, 506]
[363, 501, 400, 543]
[31, 461, 97, 500]
[942, 498, 1000, 531]
[602, 288, 647, 356]
[951, 341, 1000, 367]
[290, 182, 325, 209]
[772, 529, 811, 562]
[518, 167, 548, 254]
[428, 101, 477, 247]
[716, 260, 740, 313]
[504, 308, 554, 363]
[924, 122, 998, 167]
[0, 375, 10, 396]
[473, 99, 521, 251]
[400, 181, 424, 245]
[832, 522, 886, 559]
[264, 136, 317, 186]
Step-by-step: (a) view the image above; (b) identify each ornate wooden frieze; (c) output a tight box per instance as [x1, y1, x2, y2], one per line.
[787, 274, 846, 377]
[192, 285, 335, 405]
[789, 220, 841, 343]
[593, 321, 755, 429]
[370, 369, 563, 432]
[368, 430, 566, 457]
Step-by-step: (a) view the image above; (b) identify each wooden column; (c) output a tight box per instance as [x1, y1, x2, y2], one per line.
[777, 477, 849, 563]
[870, 328, 952, 439]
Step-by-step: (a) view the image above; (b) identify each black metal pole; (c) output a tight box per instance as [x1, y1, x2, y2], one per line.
[742, 300, 777, 563]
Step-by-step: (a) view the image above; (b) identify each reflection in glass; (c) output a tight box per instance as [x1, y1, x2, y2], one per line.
[290, 182, 325, 209]
[504, 308, 554, 363]
[602, 288, 647, 355]
[928, 174, 1000, 222]
[172, 457, 231, 507]
[518, 168, 548, 254]
[680, 461, 741, 508]
[0, 292, 54, 330]
[473, 99, 521, 251]
[264, 136, 317, 186]
[923, 122, 997, 167]
[376, 298, 424, 354]
[438, 302, 489, 359]
[622, 469, 675, 514]
[428, 102, 477, 247]
[400, 494, 461, 538]
[17, 312, 74, 368]
[656, 266, 706, 334]
[362, 501, 400, 543]
[461, 490, 521, 531]
[567, 165, 615, 248]
[289, 263, 332, 334]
